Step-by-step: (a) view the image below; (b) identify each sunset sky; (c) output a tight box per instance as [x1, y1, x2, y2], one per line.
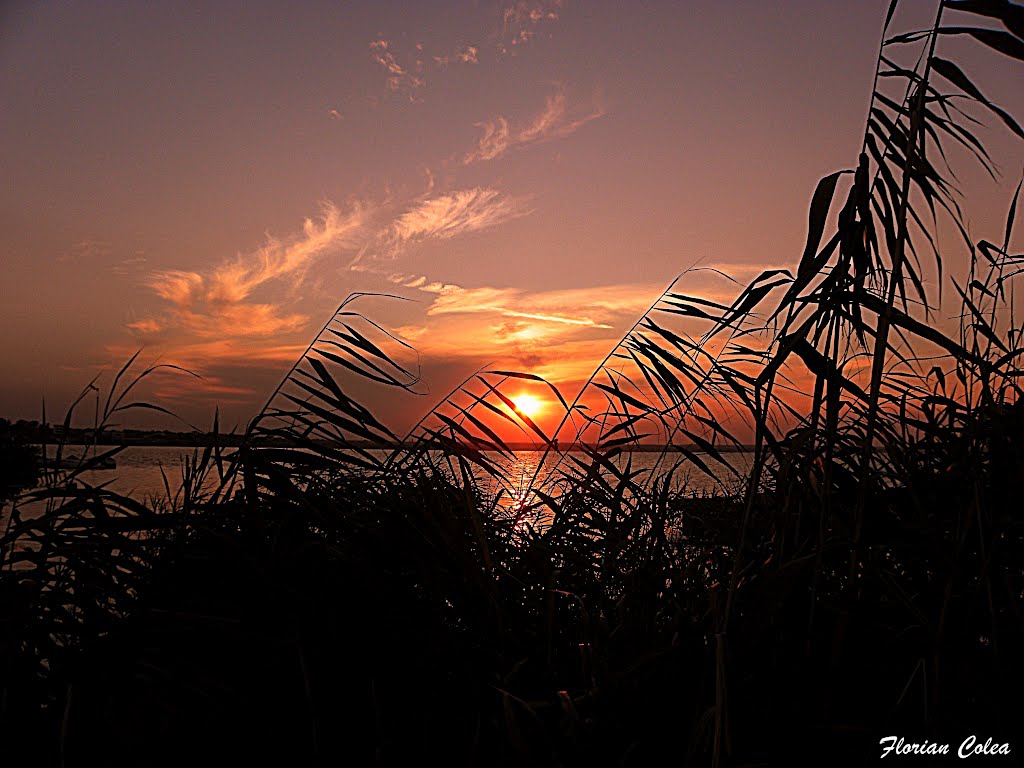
[2, 0, 1022, 433]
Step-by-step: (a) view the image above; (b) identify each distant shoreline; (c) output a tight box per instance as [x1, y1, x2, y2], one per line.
[18, 426, 753, 452]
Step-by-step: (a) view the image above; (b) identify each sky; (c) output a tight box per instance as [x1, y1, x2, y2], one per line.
[2, 0, 1023, 435]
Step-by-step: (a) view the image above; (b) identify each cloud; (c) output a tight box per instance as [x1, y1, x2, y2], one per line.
[123, 186, 530, 405]
[374, 271, 776, 391]
[344, 188, 527, 271]
[379, 274, 666, 384]
[414, 279, 657, 328]
[464, 85, 604, 163]
[101, 334, 309, 420]
[133, 200, 370, 359]
[370, 38, 479, 101]
[126, 318, 161, 335]
[179, 303, 309, 340]
[499, 1, 562, 53]
[150, 270, 205, 309]
[148, 373, 260, 403]
[433, 45, 480, 68]
[369, 39, 426, 101]
[111, 253, 148, 275]
[149, 201, 367, 314]
[58, 238, 112, 263]
[466, 118, 511, 163]
[390, 187, 527, 243]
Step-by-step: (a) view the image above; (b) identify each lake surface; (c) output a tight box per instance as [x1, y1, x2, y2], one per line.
[28, 444, 754, 505]
[35, 445, 222, 502]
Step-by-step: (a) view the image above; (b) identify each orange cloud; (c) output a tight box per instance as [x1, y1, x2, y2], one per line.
[464, 85, 604, 163]
[127, 199, 372, 385]
[122, 187, 532, 412]
[150, 270, 205, 308]
[384, 276, 667, 386]
[369, 39, 425, 99]
[149, 374, 259, 403]
[405, 278, 662, 324]
[390, 187, 528, 243]
[59, 238, 111, 263]
[146, 200, 367, 316]
[126, 318, 162, 334]
[500, 1, 562, 53]
[371, 38, 479, 101]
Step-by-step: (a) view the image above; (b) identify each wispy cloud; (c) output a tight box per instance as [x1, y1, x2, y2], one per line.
[350, 187, 530, 270]
[147, 372, 260, 403]
[434, 45, 479, 68]
[377, 269, 777, 391]
[390, 187, 527, 243]
[369, 39, 479, 102]
[417, 279, 656, 327]
[111, 252, 148, 276]
[369, 39, 426, 101]
[150, 201, 367, 312]
[58, 238, 112, 263]
[137, 200, 370, 350]
[499, 0, 562, 54]
[124, 185, 532, 402]
[103, 339, 307, 406]
[381, 273, 664, 382]
[123, 181, 538, 414]
[464, 85, 604, 163]
[126, 318, 161, 335]
[368, 2, 561, 101]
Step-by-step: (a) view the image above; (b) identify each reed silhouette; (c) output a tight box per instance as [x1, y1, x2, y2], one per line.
[3, 1, 1024, 765]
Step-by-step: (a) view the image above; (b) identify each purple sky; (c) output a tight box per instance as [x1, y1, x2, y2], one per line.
[2, 0, 1022, 432]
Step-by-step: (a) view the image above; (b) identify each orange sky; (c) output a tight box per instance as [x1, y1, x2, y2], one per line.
[1, 1, 1022, 435]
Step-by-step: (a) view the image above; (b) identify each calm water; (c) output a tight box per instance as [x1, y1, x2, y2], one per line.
[29, 445, 753, 504]
[32, 445, 225, 502]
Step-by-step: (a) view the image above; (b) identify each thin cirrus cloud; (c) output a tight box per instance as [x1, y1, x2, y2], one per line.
[386, 273, 664, 382]
[104, 337, 307, 405]
[433, 45, 479, 68]
[369, 39, 426, 100]
[381, 268, 800, 389]
[58, 238, 112, 263]
[351, 186, 531, 268]
[499, 0, 562, 54]
[369, 39, 479, 101]
[464, 85, 604, 164]
[368, 0, 563, 102]
[139, 200, 370, 346]
[131, 187, 527, 384]
[419, 279, 658, 328]
[390, 187, 528, 243]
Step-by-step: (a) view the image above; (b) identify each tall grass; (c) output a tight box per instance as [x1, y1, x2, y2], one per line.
[3, 1, 1024, 765]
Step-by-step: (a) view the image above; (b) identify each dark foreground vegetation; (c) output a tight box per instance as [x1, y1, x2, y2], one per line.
[3, 2, 1024, 765]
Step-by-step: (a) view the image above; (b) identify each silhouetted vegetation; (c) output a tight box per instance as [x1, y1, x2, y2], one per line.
[0, 420, 41, 503]
[3, 2, 1024, 765]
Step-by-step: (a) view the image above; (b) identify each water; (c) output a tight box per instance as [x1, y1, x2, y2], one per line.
[35, 445, 226, 502]
[0, 446, 755, 542]
[24, 444, 754, 505]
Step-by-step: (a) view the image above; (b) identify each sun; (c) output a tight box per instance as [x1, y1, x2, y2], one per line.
[512, 393, 544, 419]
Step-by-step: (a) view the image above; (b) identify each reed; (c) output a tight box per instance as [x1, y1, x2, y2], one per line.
[2, 1, 1023, 765]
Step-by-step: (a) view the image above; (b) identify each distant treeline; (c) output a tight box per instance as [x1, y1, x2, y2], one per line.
[4, 421, 248, 448]
[2, 420, 752, 451]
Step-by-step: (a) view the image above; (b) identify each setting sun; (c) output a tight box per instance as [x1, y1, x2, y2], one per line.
[3, 2, 1022, 764]
[511, 393, 544, 419]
